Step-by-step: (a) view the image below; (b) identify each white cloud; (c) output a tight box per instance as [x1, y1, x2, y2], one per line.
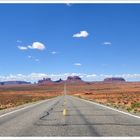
[28, 42, 45, 50]
[73, 31, 89, 38]
[1, 73, 140, 82]
[18, 42, 45, 51]
[103, 42, 112, 45]
[17, 40, 22, 43]
[51, 51, 57, 55]
[17, 46, 28, 50]
[86, 74, 97, 78]
[74, 63, 82, 66]
[0, 73, 92, 82]
[99, 74, 140, 80]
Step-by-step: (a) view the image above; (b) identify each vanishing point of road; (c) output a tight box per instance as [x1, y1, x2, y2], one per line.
[0, 85, 140, 136]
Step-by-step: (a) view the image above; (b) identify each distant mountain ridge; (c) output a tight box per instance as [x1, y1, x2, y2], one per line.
[0, 81, 31, 85]
[0, 76, 126, 85]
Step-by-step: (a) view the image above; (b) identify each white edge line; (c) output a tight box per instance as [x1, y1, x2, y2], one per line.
[0, 97, 56, 118]
[2, 137, 140, 140]
[71, 96, 140, 119]
[1, 137, 140, 140]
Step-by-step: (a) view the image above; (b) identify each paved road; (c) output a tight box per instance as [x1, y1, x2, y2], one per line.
[0, 95, 140, 136]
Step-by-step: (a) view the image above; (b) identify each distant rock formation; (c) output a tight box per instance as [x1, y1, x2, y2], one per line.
[104, 77, 126, 82]
[0, 81, 31, 85]
[38, 78, 53, 84]
[66, 76, 83, 83]
[54, 78, 64, 83]
[38, 76, 84, 85]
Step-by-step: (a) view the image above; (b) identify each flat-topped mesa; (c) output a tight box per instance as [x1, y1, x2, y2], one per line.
[104, 77, 126, 82]
[66, 76, 83, 83]
[67, 76, 82, 80]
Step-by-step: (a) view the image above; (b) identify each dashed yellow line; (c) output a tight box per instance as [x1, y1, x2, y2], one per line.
[63, 108, 67, 116]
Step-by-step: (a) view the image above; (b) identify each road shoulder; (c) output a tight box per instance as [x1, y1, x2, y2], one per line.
[71, 95, 140, 119]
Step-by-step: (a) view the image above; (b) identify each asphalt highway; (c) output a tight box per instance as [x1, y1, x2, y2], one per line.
[0, 95, 140, 136]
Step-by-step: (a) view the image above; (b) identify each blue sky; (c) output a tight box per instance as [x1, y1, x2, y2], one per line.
[0, 4, 140, 82]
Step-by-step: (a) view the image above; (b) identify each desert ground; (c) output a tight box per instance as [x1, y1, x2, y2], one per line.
[0, 82, 140, 114]
[67, 82, 140, 114]
[0, 84, 63, 110]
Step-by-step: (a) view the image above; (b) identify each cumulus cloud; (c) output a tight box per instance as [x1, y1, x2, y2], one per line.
[1, 73, 140, 83]
[17, 42, 45, 51]
[17, 46, 28, 50]
[28, 42, 45, 50]
[73, 31, 89, 38]
[86, 74, 97, 78]
[0, 73, 94, 82]
[99, 74, 140, 81]
[74, 63, 82, 66]
[103, 42, 112, 45]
